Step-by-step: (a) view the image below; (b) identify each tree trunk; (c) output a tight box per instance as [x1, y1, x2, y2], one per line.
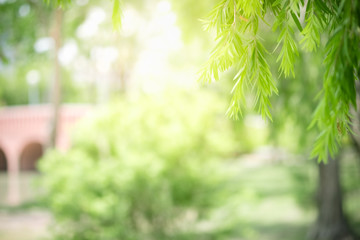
[349, 80, 360, 169]
[48, 8, 63, 149]
[308, 156, 357, 240]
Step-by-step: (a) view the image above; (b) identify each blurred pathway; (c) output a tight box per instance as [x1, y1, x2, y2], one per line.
[0, 210, 51, 240]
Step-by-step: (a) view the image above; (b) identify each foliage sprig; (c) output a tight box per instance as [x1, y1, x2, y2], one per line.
[200, 0, 360, 162]
[199, 0, 278, 121]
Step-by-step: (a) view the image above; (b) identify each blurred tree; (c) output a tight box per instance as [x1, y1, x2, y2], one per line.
[0, 1, 85, 106]
[0, 0, 51, 63]
[0, 0, 52, 105]
[48, 8, 63, 148]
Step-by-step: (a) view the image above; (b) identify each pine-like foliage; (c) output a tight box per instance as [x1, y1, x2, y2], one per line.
[200, 0, 360, 162]
[198, 0, 279, 120]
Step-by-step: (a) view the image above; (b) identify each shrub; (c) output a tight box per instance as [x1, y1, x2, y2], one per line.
[39, 90, 238, 240]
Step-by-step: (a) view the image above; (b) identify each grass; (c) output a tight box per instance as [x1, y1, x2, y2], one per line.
[205, 152, 360, 240]
[207, 159, 317, 240]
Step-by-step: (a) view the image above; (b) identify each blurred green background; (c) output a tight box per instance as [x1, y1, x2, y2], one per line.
[0, 0, 359, 240]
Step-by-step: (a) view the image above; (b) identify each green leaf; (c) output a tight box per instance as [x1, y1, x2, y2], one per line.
[291, 11, 303, 32]
[314, 0, 332, 15]
[272, 0, 283, 7]
[112, 0, 122, 31]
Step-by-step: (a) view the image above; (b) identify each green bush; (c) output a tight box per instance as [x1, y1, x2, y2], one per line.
[39, 90, 239, 240]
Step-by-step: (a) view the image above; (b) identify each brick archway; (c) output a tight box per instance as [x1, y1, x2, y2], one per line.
[20, 142, 43, 171]
[0, 104, 92, 205]
[0, 147, 7, 171]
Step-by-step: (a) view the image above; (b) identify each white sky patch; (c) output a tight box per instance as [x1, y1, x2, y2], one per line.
[66, 1, 188, 94]
[72, 56, 94, 83]
[34, 37, 54, 53]
[147, 3, 182, 51]
[157, 0, 171, 13]
[129, 0, 184, 91]
[76, 7, 106, 39]
[91, 47, 118, 73]
[26, 70, 40, 85]
[121, 7, 143, 37]
[59, 40, 78, 66]
[76, 0, 88, 6]
[142, 80, 164, 94]
[134, 1, 182, 69]
[135, 50, 165, 75]
[245, 114, 267, 129]
[19, 4, 30, 17]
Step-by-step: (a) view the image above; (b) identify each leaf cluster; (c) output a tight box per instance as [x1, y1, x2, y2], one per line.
[199, 0, 278, 120]
[309, 0, 360, 161]
[200, 0, 360, 162]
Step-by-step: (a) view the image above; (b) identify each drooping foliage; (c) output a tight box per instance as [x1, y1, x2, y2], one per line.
[198, 0, 360, 162]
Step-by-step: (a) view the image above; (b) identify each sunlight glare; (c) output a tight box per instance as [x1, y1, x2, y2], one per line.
[122, 7, 143, 37]
[34, 37, 54, 53]
[18, 4, 30, 17]
[76, 0, 88, 6]
[26, 70, 40, 85]
[245, 115, 267, 129]
[91, 47, 118, 73]
[58, 40, 78, 66]
[76, 7, 106, 39]
[156, 0, 171, 13]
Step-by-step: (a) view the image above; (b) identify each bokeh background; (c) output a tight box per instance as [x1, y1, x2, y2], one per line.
[0, 0, 359, 240]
